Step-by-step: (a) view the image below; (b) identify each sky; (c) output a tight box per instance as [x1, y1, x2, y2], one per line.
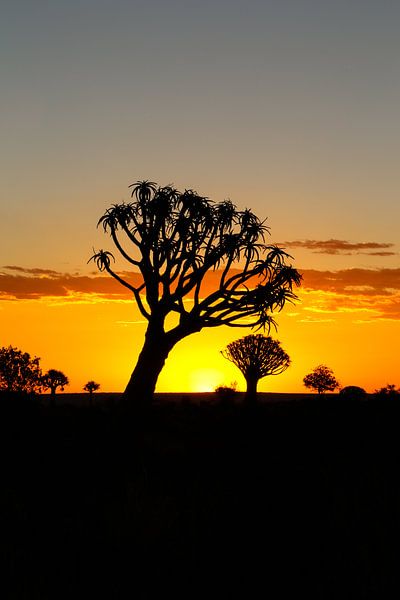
[1, 0, 399, 393]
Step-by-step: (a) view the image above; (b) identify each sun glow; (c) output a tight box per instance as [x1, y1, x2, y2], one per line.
[189, 369, 225, 393]
[2, 277, 400, 394]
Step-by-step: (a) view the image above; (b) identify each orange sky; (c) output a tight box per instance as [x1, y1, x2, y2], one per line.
[1, 263, 399, 394]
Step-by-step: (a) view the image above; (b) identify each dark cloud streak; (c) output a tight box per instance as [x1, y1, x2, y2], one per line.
[301, 268, 400, 295]
[2, 266, 400, 323]
[281, 239, 395, 256]
[3, 265, 62, 276]
[0, 268, 143, 300]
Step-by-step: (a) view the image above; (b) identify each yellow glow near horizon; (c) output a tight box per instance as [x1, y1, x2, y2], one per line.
[2, 282, 400, 395]
[189, 369, 227, 393]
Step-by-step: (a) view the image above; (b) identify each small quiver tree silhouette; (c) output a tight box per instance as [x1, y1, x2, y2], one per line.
[0, 345, 42, 395]
[90, 180, 301, 408]
[222, 334, 290, 404]
[303, 365, 339, 395]
[83, 380, 100, 406]
[41, 369, 69, 406]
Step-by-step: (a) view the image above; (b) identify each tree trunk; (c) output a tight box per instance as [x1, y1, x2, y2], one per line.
[244, 376, 258, 404]
[123, 326, 176, 408]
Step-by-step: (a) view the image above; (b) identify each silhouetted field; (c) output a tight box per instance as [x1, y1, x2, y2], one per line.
[38, 390, 330, 406]
[2, 393, 400, 598]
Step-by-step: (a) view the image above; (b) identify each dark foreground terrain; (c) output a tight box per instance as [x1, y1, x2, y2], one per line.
[2, 393, 400, 599]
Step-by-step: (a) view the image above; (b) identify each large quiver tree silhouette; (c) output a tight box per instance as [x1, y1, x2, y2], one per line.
[222, 335, 290, 404]
[90, 180, 301, 406]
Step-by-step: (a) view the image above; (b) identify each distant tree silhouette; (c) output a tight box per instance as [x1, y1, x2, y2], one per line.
[339, 385, 367, 400]
[0, 345, 42, 394]
[374, 384, 400, 399]
[83, 380, 100, 405]
[303, 365, 339, 395]
[222, 334, 290, 403]
[41, 369, 69, 405]
[91, 180, 301, 406]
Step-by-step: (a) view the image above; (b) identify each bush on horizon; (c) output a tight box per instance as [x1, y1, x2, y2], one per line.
[339, 386, 367, 400]
[215, 382, 238, 403]
[374, 384, 400, 400]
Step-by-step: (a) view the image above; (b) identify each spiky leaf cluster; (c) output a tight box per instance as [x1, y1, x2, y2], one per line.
[222, 334, 291, 380]
[90, 180, 301, 333]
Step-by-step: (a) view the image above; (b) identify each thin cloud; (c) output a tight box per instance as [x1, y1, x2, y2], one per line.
[3, 264, 400, 321]
[299, 269, 400, 320]
[0, 266, 280, 301]
[0, 267, 143, 300]
[301, 268, 400, 295]
[2, 265, 400, 300]
[280, 239, 395, 256]
[3, 265, 62, 276]
[0, 267, 255, 301]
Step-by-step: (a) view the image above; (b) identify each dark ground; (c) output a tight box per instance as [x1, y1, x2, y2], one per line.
[1, 393, 400, 598]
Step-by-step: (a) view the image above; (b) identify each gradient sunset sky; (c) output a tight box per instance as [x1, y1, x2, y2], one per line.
[2, 0, 399, 393]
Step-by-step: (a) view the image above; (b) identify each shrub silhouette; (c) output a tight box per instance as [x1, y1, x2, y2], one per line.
[91, 180, 301, 406]
[222, 334, 290, 403]
[41, 369, 69, 405]
[303, 365, 339, 395]
[339, 386, 367, 400]
[83, 380, 100, 405]
[374, 384, 400, 399]
[215, 382, 237, 403]
[0, 345, 42, 394]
